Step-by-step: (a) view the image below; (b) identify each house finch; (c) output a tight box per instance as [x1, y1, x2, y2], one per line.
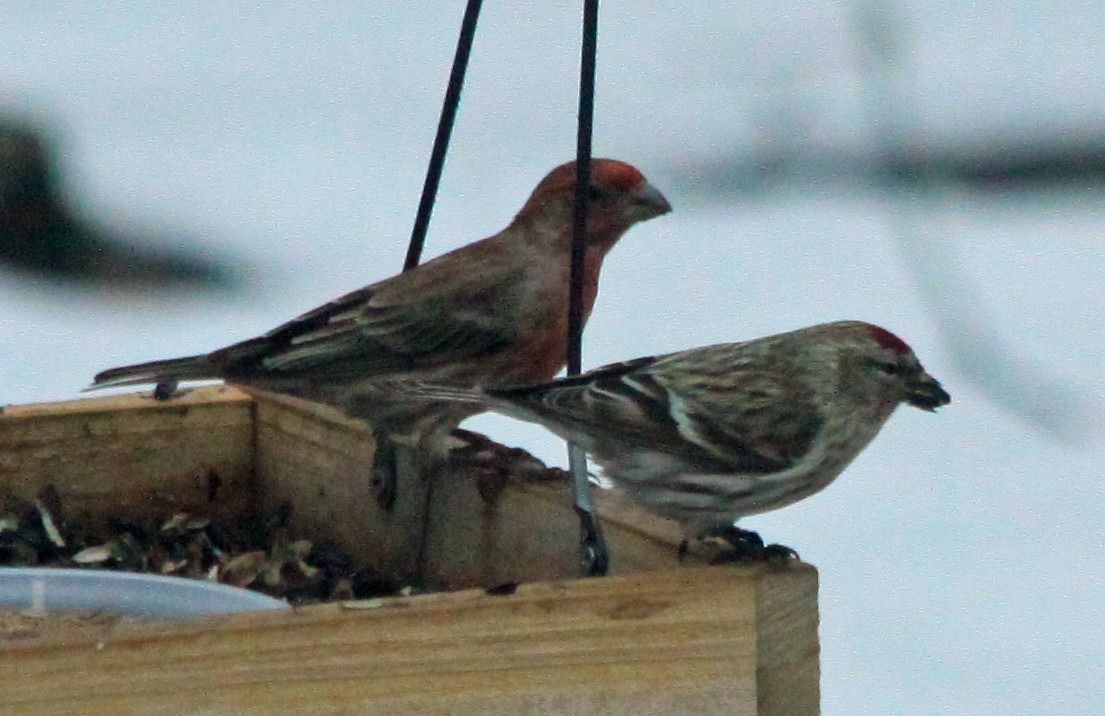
[90, 158, 671, 501]
[397, 320, 950, 557]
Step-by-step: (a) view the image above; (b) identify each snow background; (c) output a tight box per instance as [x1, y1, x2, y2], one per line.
[2, 3, 1103, 714]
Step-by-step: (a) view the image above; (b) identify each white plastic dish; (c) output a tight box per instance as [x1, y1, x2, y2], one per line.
[0, 568, 288, 618]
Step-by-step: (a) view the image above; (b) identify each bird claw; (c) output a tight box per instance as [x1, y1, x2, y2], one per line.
[699, 526, 799, 565]
[575, 507, 609, 577]
[756, 543, 801, 565]
[153, 380, 179, 401]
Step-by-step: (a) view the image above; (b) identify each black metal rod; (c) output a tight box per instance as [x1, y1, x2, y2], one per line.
[403, 0, 483, 271]
[567, 0, 599, 374]
[568, 0, 607, 577]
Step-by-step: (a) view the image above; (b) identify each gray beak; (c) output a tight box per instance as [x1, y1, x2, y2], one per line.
[905, 372, 951, 412]
[631, 180, 672, 218]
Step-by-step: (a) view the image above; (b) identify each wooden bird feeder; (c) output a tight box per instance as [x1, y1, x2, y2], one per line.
[0, 387, 820, 714]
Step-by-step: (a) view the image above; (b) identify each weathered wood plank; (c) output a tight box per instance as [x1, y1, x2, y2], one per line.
[0, 390, 821, 715]
[245, 388, 437, 584]
[245, 388, 697, 589]
[423, 462, 704, 589]
[0, 387, 255, 525]
[0, 565, 818, 716]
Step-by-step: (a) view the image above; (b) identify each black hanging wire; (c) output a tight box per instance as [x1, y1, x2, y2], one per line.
[567, 0, 609, 576]
[567, 1, 598, 376]
[400, 0, 482, 584]
[403, 0, 483, 271]
[401, 0, 608, 578]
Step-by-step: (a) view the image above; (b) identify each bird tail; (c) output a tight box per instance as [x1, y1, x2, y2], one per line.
[88, 354, 213, 391]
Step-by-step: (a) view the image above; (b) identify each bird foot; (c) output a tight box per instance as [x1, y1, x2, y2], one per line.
[153, 379, 179, 401]
[575, 507, 609, 577]
[697, 526, 799, 566]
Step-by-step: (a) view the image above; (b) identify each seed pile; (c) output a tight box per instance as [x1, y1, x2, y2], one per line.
[0, 485, 398, 604]
[0, 429, 570, 604]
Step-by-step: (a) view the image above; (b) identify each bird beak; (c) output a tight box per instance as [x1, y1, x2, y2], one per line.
[904, 371, 951, 411]
[630, 181, 673, 218]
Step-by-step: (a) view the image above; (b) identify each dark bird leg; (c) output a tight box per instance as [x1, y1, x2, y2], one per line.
[153, 379, 179, 401]
[705, 525, 799, 565]
[570, 443, 608, 576]
[370, 430, 399, 510]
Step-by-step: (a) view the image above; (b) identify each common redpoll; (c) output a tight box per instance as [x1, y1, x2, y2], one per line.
[399, 320, 950, 556]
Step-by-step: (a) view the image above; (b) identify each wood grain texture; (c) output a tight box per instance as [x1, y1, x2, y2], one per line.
[0, 386, 256, 525]
[423, 463, 703, 589]
[0, 387, 749, 587]
[0, 565, 818, 716]
[243, 388, 699, 589]
[0, 390, 821, 714]
[246, 388, 430, 583]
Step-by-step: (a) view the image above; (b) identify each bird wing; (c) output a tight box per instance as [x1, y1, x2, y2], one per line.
[660, 363, 823, 473]
[209, 263, 524, 380]
[498, 351, 823, 474]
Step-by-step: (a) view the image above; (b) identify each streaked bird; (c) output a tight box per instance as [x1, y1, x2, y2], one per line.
[398, 320, 949, 557]
[90, 159, 671, 505]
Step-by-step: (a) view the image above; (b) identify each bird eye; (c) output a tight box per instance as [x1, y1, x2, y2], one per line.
[586, 185, 606, 201]
[874, 361, 900, 376]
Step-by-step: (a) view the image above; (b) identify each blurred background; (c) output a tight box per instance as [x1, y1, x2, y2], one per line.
[2, 2, 1102, 714]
